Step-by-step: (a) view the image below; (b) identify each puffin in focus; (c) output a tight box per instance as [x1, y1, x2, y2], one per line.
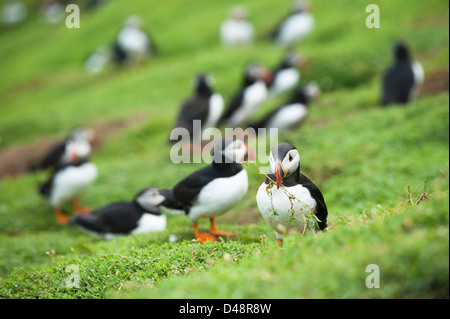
[248, 82, 320, 133]
[39, 139, 98, 224]
[267, 51, 309, 98]
[112, 15, 157, 67]
[219, 62, 272, 127]
[382, 42, 424, 106]
[29, 127, 99, 172]
[256, 143, 328, 247]
[170, 73, 224, 144]
[270, 0, 314, 47]
[68, 187, 167, 240]
[161, 138, 255, 243]
[219, 5, 254, 48]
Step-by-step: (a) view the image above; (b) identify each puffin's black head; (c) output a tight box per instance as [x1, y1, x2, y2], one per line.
[289, 82, 321, 105]
[69, 126, 101, 146]
[393, 42, 410, 61]
[269, 143, 300, 188]
[134, 187, 166, 211]
[211, 137, 256, 164]
[243, 62, 273, 86]
[193, 73, 214, 96]
[292, 0, 311, 13]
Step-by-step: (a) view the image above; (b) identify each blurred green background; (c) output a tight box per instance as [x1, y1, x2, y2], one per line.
[0, 0, 448, 298]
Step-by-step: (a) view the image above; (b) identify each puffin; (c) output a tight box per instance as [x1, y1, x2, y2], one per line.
[29, 127, 99, 172]
[1, 0, 27, 26]
[39, 138, 98, 224]
[248, 82, 320, 133]
[68, 187, 167, 240]
[112, 15, 157, 67]
[256, 143, 328, 247]
[219, 5, 254, 48]
[219, 62, 272, 127]
[270, 0, 314, 47]
[267, 51, 309, 98]
[382, 42, 424, 106]
[170, 73, 224, 144]
[160, 137, 255, 243]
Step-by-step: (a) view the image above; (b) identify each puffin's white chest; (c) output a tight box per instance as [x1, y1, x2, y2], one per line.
[130, 213, 167, 235]
[117, 27, 149, 53]
[277, 13, 314, 46]
[266, 103, 308, 130]
[256, 182, 317, 236]
[189, 169, 249, 221]
[269, 68, 300, 97]
[50, 163, 97, 207]
[220, 20, 254, 47]
[229, 81, 268, 125]
[204, 94, 225, 129]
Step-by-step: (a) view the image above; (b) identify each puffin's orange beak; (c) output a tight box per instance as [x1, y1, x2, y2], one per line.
[275, 160, 284, 189]
[244, 145, 256, 163]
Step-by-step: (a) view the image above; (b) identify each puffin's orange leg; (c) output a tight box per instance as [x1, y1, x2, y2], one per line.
[72, 198, 91, 214]
[54, 207, 70, 225]
[210, 218, 235, 236]
[193, 222, 216, 243]
[276, 238, 284, 248]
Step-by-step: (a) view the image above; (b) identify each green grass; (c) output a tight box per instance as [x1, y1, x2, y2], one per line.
[0, 0, 448, 299]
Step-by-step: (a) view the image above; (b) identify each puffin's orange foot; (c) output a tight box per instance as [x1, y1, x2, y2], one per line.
[54, 209, 70, 225]
[195, 232, 217, 243]
[211, 230, 235, 236]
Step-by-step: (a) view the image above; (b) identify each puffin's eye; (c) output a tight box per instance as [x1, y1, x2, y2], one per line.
[289, 154, 293, 162]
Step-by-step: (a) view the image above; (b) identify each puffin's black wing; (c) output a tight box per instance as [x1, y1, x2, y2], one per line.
[219, 90, 244, 124]
[30, 141, 66, 172]
[172, 164, 242, 211]
[173, 96, 210, 132]
[69, 202, 142, 234]
[298, 173, 328, 230]
[382, 63, 414, 106]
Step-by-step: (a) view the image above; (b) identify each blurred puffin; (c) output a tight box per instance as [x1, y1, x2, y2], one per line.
[170, 73, 224, 144]
[382, 42, 424, 106]
[267, 51, 309, 98]
[219, 62, 272, 127]
[160, 137, 255, 243]
[29, 127, 99, 172]
[112, 15, 157, 67]
[248, 82, 320, 133]
[1, 0, 27, 26]
[219, 5, 254, 48]
[39, 139, 98, 224]
[270, 0, 314, 47]
[256, 143, 328, 247]
[68, 187, 167, 240]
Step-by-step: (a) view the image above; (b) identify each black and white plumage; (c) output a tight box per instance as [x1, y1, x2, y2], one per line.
[267, 51, 308, 98]
[256, 143, 328, 247]
[382, 42, 424, 106]
[68, 187, 167, 240]
[270, 1, 314, 47]
[219, 5, 254, 48]
[29, 127, 99, 172]
[112, 15, 157, 67]
[39, 139, 98, 224]
[170, 73, 224, 144]
[248, 82, 320, 133]
[161, 138, 255, 242]
[219, 62, 272, 127]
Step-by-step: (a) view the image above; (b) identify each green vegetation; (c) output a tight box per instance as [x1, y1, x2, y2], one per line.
[0, 0, 448, 299]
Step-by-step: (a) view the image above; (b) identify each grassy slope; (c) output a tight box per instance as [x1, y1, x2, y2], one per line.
[0, 0, 448, 298]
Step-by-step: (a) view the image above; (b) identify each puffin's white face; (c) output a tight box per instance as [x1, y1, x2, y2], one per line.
[136, 188, 165, 210]
[222, 139, 248, 163]
[270, 148, 299, 178]
[64, 139, 91, 163]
